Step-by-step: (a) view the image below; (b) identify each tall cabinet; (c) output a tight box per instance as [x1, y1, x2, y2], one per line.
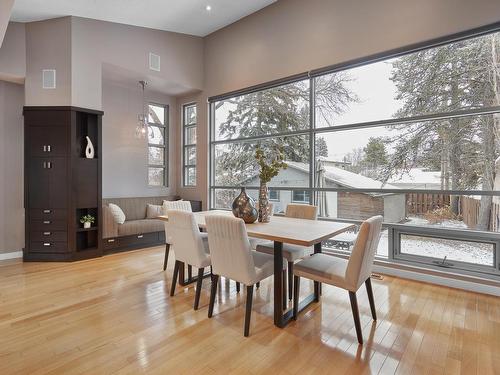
[24, 107, 103, 261]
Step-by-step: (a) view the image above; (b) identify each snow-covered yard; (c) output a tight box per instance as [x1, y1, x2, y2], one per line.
[328, 216, 495, 267]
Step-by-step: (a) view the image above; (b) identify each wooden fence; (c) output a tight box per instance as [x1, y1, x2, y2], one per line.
[406, 193, 450, 215]
[459, 196, 500, 232]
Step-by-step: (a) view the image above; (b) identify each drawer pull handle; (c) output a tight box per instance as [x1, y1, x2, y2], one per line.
[43, 232, 51, 236]
[137, 235, 144, 239]
[47, 145, 51, 152]
[107, 239, 115, 243]
[43, 243, 51, 247]
[43, 209, 51, 214]
[43, 220, 51, 224]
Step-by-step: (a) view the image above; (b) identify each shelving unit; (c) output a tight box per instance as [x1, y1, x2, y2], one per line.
[24, 107, 103, 261]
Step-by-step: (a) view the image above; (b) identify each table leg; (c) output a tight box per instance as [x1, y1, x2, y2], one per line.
[314, 242, 322, 301]
[273, 241, 284, 328]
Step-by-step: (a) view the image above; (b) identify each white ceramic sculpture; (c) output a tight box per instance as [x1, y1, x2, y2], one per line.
[85, 136, 95, 159]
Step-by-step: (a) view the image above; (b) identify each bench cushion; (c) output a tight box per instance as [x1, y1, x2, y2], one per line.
[118, 219, 165, 236]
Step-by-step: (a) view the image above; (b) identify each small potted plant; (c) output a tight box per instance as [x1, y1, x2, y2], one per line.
[80, 214, 95, 229]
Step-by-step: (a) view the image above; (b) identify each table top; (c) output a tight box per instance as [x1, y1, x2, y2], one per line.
[158, 210, 355, 247]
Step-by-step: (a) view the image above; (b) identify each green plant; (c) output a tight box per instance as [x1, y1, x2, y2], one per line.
[80, 215, 95, 224]
[255, 146, 287, 184]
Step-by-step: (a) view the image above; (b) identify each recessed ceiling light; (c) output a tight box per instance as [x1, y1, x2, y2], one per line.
[206, 5, 212, 11]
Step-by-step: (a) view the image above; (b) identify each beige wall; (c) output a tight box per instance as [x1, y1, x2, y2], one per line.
[0, 22, 25, 83]
[0, 0, 14, 47]
[25, 17, 72, 106]
[71, 17, 204, 110]
[0, 81, 24, 254]
[102, 79, 179, 198]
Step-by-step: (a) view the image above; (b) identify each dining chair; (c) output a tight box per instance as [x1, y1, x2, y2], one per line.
[205, 214, 285, 337]
[292, 215, 383, 344]
[163, 200, 192, 271]
[167, 209, 211, 310]
[256, 203, 318, 300]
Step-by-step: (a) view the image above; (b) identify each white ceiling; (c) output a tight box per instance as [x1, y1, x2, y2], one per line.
[10, 0, 276, 36]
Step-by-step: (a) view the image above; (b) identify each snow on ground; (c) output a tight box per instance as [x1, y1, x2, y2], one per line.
[370, 216, 492, 266]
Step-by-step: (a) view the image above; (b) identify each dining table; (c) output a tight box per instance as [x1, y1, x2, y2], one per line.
[159, 210, 355, 328]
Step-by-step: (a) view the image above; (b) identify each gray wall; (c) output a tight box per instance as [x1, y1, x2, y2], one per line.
[0, 81, 24, 254]
[102, 79, 178, 198]
[0, 22, 25, 83]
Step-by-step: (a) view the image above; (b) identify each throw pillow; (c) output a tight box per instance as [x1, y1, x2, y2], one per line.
[108, 203, 126, 224]
[146, 204, 165, 219]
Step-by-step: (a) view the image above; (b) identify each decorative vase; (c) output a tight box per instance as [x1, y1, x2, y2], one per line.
[83, 221, 91, 229]
[258, 182, 271, 223]
[232, 187, 258, 223]
[85, 136, 95, 159]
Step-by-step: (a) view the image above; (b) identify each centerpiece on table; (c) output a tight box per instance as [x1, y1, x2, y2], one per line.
[255, 146, 287, 223]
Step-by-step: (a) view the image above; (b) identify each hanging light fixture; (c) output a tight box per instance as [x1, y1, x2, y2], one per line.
[135, 80, 148, 139]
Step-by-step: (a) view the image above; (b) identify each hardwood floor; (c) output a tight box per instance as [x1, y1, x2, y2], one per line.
[0, 247, 499, 375]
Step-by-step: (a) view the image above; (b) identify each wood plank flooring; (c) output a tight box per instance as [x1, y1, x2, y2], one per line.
[0, 246, 499, 374]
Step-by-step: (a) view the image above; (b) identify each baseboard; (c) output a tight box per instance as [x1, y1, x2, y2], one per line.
[372, 263, 500, 297]
[0, 251, 23, 261]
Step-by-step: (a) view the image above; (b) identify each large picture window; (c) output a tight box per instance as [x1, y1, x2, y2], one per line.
[148, 103, 168, 186]
[183, 103, 197, 186]
[209, 28, 500, 278]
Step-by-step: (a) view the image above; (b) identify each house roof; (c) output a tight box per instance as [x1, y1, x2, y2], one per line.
[285, 161, 401, 193]
[386, 168, 442, 187]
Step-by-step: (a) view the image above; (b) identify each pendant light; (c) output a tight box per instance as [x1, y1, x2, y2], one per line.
[135, 80, 148, 139]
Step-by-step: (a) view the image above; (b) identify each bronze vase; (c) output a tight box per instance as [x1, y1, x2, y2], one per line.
[232, 187, 258, 223]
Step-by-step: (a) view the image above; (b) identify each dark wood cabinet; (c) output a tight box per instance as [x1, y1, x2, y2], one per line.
[24, 107, 103, 261]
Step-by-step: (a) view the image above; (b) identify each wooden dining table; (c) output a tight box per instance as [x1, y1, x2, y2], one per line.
[159, 210, 355, 328]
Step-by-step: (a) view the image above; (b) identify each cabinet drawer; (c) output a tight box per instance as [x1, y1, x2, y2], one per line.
[30, 209, 67, 220]
[30, 231, 67, 242]
[30, 241, 68, 253]
[102, 237, 119, 250]
[30, 219, 67, 231]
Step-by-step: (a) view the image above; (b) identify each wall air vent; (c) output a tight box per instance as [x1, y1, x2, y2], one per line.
[42, 69, 56, 89]
[149, 53, 160, 72]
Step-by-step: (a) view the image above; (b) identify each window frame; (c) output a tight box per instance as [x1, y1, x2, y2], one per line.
[182, 102, 197, 187]
[208, 23, 500, 279]
[269, 189, 280, 201]
[291, 190, 311, 204]
[147, 103, 168, 187]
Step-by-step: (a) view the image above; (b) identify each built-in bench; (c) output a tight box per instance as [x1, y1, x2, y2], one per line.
[102, 196, 201, 253]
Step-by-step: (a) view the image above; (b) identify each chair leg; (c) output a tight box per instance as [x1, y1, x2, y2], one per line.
[256, 282, 260, 289]
[349, 291, 363, 344]
[282, 270, 287, 309]
[170, 260, 180, 297]
[208, 274, 219, 318]
[194, 267, 204, 310]
[236, 282, 240, 293]
[163, 243, 170, 271]
[244, 285, 254, 337]
[365, 278, 377, 321]
[287, 262, 294, 300]
[293, 275, 300, 320]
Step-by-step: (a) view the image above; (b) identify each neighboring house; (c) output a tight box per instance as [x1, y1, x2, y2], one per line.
[245, 161, 406, 223]
[387, 168, 442, 189]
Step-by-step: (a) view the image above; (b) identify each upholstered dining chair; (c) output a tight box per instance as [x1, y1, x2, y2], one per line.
[256, 203, 318, 300]
[206, 214, 284, 337]
[167, 210, 211, 310]
[163, 200, 192, 271]
[292, 215, 383, 344]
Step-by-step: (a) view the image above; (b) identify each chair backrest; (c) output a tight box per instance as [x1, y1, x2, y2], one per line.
[205, 214, 257, 285]
[345, 216, 383, 291]
[164, 200, 192, 244]
[286, 204, 318, 220]
[166, 210, 208, 268]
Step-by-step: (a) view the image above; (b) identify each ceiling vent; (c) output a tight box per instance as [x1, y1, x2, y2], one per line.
[42, 69, 56, 89]
[149, 53, 160, 72]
